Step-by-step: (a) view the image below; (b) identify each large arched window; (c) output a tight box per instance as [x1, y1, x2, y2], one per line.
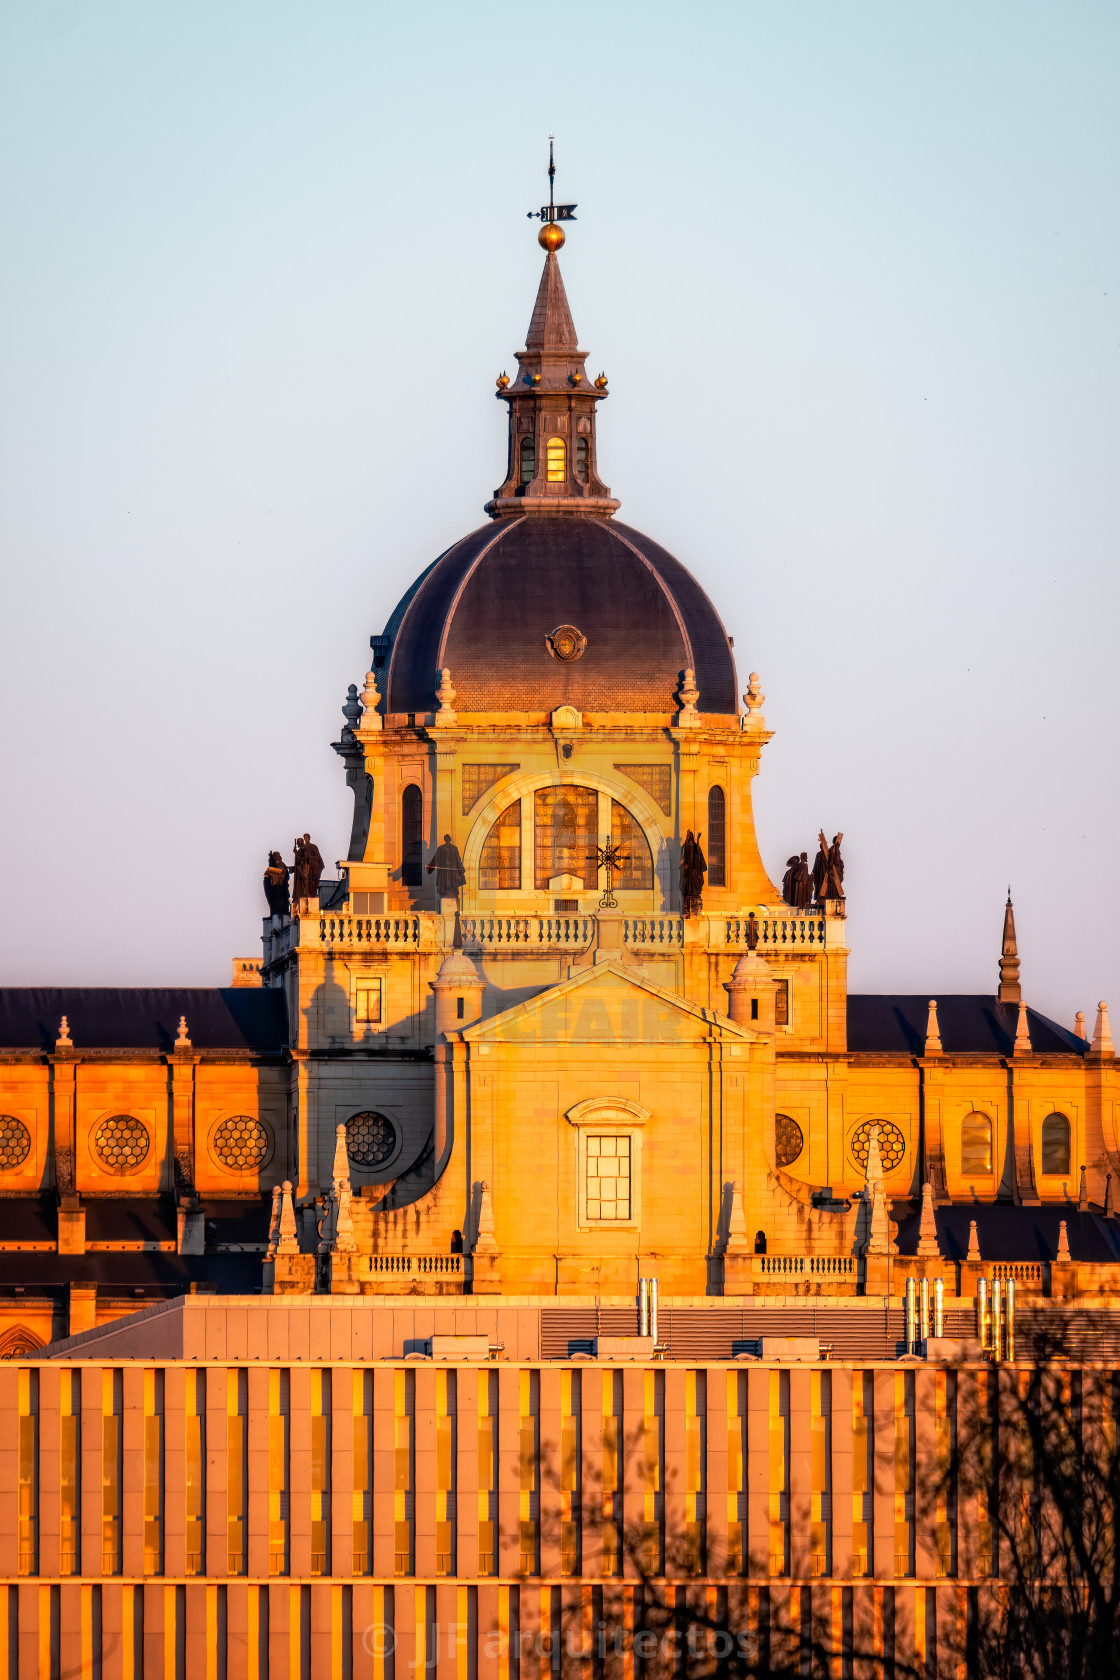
[1041, 1113, 1071, 1177]
[707, 786, 726, 887]
[519, 438, 535, 485]
[611, 801, 653, 890]
[575, 436, 589, 483]
[961, 1112, 993, 1175]
[401, 784, 423, 887]
[546, 435, 567, 482]
[534, 787, 597, 889]
[479, 801, 521, 891]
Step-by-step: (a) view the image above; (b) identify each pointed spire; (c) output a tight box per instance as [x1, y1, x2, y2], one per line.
[862, 1124, 892, 1257]
[1013, 1000, 1032, 1056]
[1079, 1166, 1089, 1212]
[998, 890, 1021, 1002]
[473, 1180, 498, 1256]
[967, 1219, 981, 1261]
[1075, 1011, 1086, 1039]
[526, 253, 579, 350]
[1056, 1219, 1071, 1262]
[331, 1123, 349, 1190]
[726, 1180, 748, 1250]
[924, 1000, 942, 1056]
[276, 1180, 299, 1254]
[917, 1181, 941, 1257]
[265, 1183, 282, 1260]
[1091, 1001, 1114, 1058]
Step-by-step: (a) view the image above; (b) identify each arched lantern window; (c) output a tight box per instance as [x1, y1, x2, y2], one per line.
[546, 436, 566, 482]
[575, 436, 589, 483]
[519, 438, 536, 485]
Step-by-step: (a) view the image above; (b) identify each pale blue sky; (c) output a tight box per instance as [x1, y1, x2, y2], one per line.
[1, 1, 1117, 1024]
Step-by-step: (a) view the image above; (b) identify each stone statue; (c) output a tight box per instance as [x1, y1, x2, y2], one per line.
[781, 855, 799, 906]
[793, 851, 813, 908]
[812, 830, 845, 903]
[263, 851, 290, 916]
[679, 830, 706, 917]
[293, 833, 325, 902]
[745, 911, 760, 951]
[427, 834, 466, 901]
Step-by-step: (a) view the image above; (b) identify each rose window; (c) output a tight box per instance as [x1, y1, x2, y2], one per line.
[93, 1114, 150, 1174]
[345, 1112, 397, 1169]
[0, 1116, 31, 1172]
[213, 1115, 270, 1171]
[849, 1119, 906, 1174]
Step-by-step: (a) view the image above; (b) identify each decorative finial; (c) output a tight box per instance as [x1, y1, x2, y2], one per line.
[676, 668, 700, 727]
[342, 683, 363, 733]
[276, 1181, 299, 1254]
[1013, 1000, 1032, 1056]
[967, 1219, 981, 1261]
[998, 890, 1021, 1003]
[917, 1181, 940, 1257]
[743, 673, 765, 714]
[527, 134, 575, 250]
[56, 1015, 72, 1050]
[174, 1015, 191, 1051]
[434, 668, 457, 726]
[496, 371, 510, 390]
[359, 667, 382, 732]
[1075, 1010, 1086, 1039]
[594, 371, 608, 389]
[1056, 1219, 1071, 1262]
[924, 1000, 942, 1057]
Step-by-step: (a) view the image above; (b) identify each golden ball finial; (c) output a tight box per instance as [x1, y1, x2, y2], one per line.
[538, 222, 565, 252]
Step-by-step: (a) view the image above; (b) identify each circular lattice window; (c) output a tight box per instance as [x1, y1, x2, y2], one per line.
[0, 1116, 31, 1172]
[213, 1115, 270, 1172]
[849, 1119, 906, 1174]
[93, 1114, 150, 1174]
[345, 1112, 397, 1170]
[775, 1114, 804, 1169]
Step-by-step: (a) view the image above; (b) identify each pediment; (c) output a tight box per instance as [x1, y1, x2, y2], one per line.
[461, 959, 756, 1048]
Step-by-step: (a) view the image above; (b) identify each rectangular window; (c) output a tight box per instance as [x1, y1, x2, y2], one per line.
[269, 1369, 289, 1576]
[310, 1371, 331, 1577]
[185, 1371, 204, 1576]
[602, 1372, 622, 1576]
[613, 764, 672, 816]
[519, 1370, 539, 1575]
[143, 1370, 164, 1576]
[775, 980, 789, 1027]
[435, 1371, 455, 1578]
[60, 1371, 79, 1577]
[707, 786, 726, 887]
[102, 1369, 122, 1576]
[227, 1370, 247, 1577]
[462, 764, 519, 815]
[726, 1370, 747, 1575]
[852, 1372, 873, 1576]
[477, 1370, 497, 1576]
[534, 786, 597, 890]
[353, 1371, 373, 1576]
[394, 1370, 414, 1576]
[354, 980, 382, 1025]
[18, 1369, 37, 1577]
[585, 1134, 631, 1222]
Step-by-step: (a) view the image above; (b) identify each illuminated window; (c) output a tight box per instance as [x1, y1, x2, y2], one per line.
[354, 980, 382, 1025]
[961, 1112, 993, 1174]
[546, 435, 566, 481]
[534, 786, 597, 889]
[401, 785, 423, 887]
[610, 801, 653, 891]
[707, 786, 726, 886]
[479, 800, 521, 891]
[519, 438, 535, 484]
[585, 1135, 631, 1222]
[1041, 1112, 1071, 1176]
[575, 436, 589, 483]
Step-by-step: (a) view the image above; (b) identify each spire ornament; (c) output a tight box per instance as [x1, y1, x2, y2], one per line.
[998, 890, 1021, 1003]
[526, 134, 576, 249]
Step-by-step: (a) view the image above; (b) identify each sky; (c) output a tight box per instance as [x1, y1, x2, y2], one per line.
[0, 1, 1117, 1026]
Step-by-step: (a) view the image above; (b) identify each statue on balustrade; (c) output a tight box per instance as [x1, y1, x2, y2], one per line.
[263, 851, 290, 916]
[293, 833, 326, 903]
[427, 834, 466, 902]
[679, 830, 706, 917]
[812, 830, 845, 903]
[782, 852, 814, 909]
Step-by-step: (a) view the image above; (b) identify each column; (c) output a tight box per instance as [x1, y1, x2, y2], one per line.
[206, 1371, 228, 1579]
[456, 1366, 479, 1581]
[497, 1369, 519, 1578]
[121, 1366, 144, 1579]
[580, 1368, 603, 1580]
[332, 1369, 355, 1579]
[372, 1370, 395, 1580]
[872, 1373, 895, 1582]
[80, 1367, 103, 1581]
[37, 1366, 61, 1580]
[788, 1370, 811, 1581]
[414, 1368, 437, 1580]
[746, 1369, 769, 1579]
[164, 1367, 186, 1581]
[705, 1368, 729, 1576]
[830, 1368, 854, 1580]
[290, 1367, 312, 1579]
[539, 1370, 562, 1579]
[246, 1367, 270, 1581]
[915, 1370, 937, 1579]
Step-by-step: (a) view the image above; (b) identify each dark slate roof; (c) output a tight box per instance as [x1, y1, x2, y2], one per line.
[892, 1199, 1120, 1263]
[0, 988, 288, 1053]
[848, 995, 1086, 1057]
[383, 517, 738, 715]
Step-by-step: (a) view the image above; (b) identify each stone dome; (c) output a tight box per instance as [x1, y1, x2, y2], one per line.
[381, 516, 738, 716]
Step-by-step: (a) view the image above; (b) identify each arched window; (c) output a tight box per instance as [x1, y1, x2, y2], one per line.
[961, 1112, 993, 1175]
[575, 436, 589, 483]
[479, 801, 521, 891]
[519, 438, 535, 485]
[1041, 1113, 1071, 1177]
[546, 435, 566, 482]
[610, 801, 653, 891]
[401, 785, 423, 887]
[707, 786, 726, 887]
[534, 787, 597, 889]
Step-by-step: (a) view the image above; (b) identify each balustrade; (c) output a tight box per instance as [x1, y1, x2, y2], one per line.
[364, 1254, 462, 1276]
[725, 915, 826, 948]
[623, 916, 684, 947]
[317, 915, 421, 947]
[460, 916, 592, 949]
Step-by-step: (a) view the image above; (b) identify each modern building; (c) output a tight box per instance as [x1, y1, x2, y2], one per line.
[0, 210, 1116, 1677]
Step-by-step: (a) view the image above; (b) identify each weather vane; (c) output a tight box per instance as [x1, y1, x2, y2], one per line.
[587, 837, 628, 910]
[527, 134, 577, 228]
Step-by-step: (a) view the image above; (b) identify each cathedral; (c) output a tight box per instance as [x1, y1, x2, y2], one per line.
[0, 203, 1116, 1676]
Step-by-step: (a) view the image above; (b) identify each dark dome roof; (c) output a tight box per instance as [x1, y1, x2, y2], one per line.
[382, 517, 738, 715]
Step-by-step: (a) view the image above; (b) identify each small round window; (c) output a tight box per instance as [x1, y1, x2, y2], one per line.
[213, 1116, 270, 1172]
[346, 1112, 397, 1170]
[93, 1114, 150, 1174]
[0, 1116, 31, 1172]
[849, 1119, 906, 1174]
